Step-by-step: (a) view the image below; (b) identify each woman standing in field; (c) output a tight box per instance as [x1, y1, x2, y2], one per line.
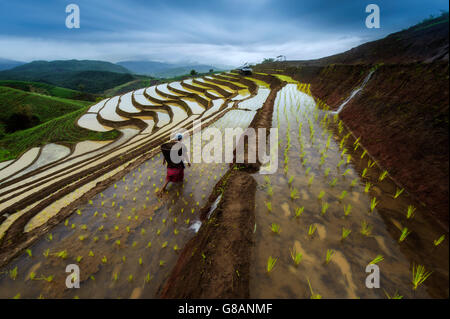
[158, 133, 190, 196]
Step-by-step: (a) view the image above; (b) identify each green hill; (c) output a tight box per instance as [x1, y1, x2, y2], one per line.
[0, 60, 146, 93]
[0, 105, 119, 162]
[0, 80, 97, 101]
[0, 86, 91, 132]
[8, 59, 130, 74]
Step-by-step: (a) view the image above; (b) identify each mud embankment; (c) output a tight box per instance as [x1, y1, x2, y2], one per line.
[256, 61, 449, 224]
[159, 74, 283, 298]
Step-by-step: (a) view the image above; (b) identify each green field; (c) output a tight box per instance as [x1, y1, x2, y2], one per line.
[0, 86, 91, 127]
[0, 105, 120, 162]
[0, 80, 97, 101]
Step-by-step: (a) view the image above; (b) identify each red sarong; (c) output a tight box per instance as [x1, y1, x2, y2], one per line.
[166, 167, 184, 182]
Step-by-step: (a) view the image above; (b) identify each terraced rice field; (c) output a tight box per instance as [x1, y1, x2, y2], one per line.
[0, 72, 447, 299]
[250, 83, 448, 299]
[0, 73, 267, 298]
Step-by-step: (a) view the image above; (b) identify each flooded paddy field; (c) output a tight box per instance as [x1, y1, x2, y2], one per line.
[0, 73, 447, 299]
[0, 74, 264, 299]
[249, 83, 448, 299]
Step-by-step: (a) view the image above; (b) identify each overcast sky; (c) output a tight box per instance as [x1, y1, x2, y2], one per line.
[0, 0, 448, 66]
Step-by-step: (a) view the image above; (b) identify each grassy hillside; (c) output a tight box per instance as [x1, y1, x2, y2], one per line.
[0, 69, 138, 94]
[0, 86, 91, 130]
[0, 105, 120, 162]
[258, 12, 449, 68]
[0, 80, 97, 101]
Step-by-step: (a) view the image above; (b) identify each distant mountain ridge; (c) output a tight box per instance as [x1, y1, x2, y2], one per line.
[117, 60, 230, 78]
[0, 60, 140, 93]
[0, 58, 25, 71]
[8, 59, 130, 74]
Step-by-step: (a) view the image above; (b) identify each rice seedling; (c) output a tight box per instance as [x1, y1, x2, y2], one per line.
[159, 260, 165, 267]
[26, 249, 32, 257]
[271, 223, 281, 234]
[265, 201, 272, 212]
[321, 202, 329, 215]
[398, 227, 411, 242]
[412, 264, 432, 290]
[341, 228, 351, 241]
[339, 190, 347, 201]
[43, 249, 49, 258]
[308, 175, 314, 186]
[344, 204, 352, 216]
[325, 249, 335, 264]
[370, 197, 378, 212]
[9, 266, 18, 280]
[305, 167, 311, 175]
[346, 155, 352, 164]
[319, 156, 325, 166]
[384, 290, 403, 299]
[162, 241, 168, 248]
[102, 256, 107, 264]
[350, 178, 358, 187]
[394, 188, 404, 199]
[308, 224, 317, 237]
[287, 176, 294, 186]
[337, 159, 344, 168]
[295, 206, 304, 218]
[342, 168, 351, 177]
[434, 235, 445, 246]
[369, 255, 384, 265]
[406, 205, 416, 219]
[364, 182, 372, 193]
[360, 220, 372, 236]
[317, 190, 325, 200]
[266, 256, 278, 273]
[289, 247, 303, 265]
[361, 168, 367, 178]
[290, 188, 299, 200]
[88, 251, 94, 257]
[379, 170, 388, 181]
[307, 278, 322, 299]
[329, 178, 337, 187]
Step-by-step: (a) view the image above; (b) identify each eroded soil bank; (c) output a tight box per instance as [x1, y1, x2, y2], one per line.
[255, 61, 449, 225]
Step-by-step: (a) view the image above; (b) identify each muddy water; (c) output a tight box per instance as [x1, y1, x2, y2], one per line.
[0, 108, 258, 299]
[249, 83, 448, 299]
